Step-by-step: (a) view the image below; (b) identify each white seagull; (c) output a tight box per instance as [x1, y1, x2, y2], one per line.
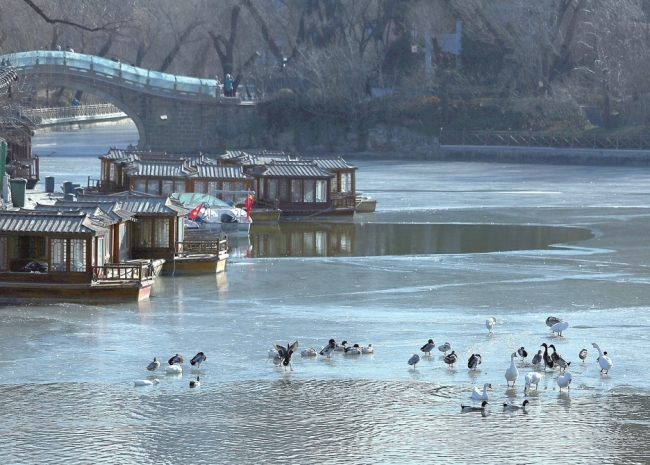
[438, 342, 452, 355]
[361, 344, 374, 354]
[189, 376, 200, 388]
[592, 342, 613, 374]
[486, 317, 496, 333]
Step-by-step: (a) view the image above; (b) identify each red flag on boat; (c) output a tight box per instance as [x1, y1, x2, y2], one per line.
[188, 202, 203, 221]
[244, 194, 253, 219]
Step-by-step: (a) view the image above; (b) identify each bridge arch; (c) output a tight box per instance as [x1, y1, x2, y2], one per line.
[2, 51, 256, 153]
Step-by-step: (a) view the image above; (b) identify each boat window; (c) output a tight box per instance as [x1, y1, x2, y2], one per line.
[96, 237, 104, 267]
[316, 180, 327, 202]
[194, 181, 206, 194]
[291, 180, 302, 202]
[279, 180, 289, 201]
[174, 181, 186, 193]
[136, 219, 153, 247]
[154, 218, 169, 248]
[331, 174, 338, 193]
[147, 180, 160, 195]
[177, 218, 184, 244]
[162, 180, 174, 195]
[134, 179, 146, 193]
[268, 179, 277, 200]
[341, 172, 352, 193]
[109, 163, 115, 181]
[50, 238, 67, 272]
[70, 239, 87, 272]
[0, 236, 7, 270]
[119, 223, 130, 261]
[304, 180, 315, 202]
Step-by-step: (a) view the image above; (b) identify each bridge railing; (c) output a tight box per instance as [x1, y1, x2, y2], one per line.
[2, 51, 218, 102]
[20, 103, 124, 121]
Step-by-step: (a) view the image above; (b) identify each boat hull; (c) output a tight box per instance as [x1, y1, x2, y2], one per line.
[161, 253, 228, 275]
[0, 280, 152, 303]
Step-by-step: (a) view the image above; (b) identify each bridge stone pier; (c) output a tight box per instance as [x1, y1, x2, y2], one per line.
[4, 51, 258, 153]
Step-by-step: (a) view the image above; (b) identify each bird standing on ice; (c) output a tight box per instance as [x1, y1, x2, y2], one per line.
[438, 342, 452, 355]
[579, 348, 588, 363]
[467, 353, 482, 370]
[274, 341, 299, 371]
[486, 317, 496, 334]
[531, 350, 543, 367]
[146, 357, 160, 372]
[557, 372, 572, 391]
[444, 351, 458, 367]
[524, 372, 543, 392]
[190, 352, 207, 370]
[420, 339, 435, 355]
[517, 347, 528, 363]
[505, 351, 519, 388]
[551, 321, 569, 337]
[319, 339, 337, 359]
[408, 354, 421, 369]
[592, 342, 613, 374]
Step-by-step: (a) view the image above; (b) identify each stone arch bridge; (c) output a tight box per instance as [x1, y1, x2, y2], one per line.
[2, 51, 257, 153]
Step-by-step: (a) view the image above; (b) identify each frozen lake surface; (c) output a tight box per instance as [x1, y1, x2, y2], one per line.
[4, 125, 650, 463]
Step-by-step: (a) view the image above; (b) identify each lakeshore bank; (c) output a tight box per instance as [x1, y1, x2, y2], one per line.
[341, 145, 650, 166]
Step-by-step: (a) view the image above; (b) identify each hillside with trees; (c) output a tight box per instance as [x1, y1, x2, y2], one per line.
[1, 0, 649, 148]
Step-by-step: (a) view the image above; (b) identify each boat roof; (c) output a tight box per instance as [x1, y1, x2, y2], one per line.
[77, 192, 188, 216]
[248, 160, 334, 179]
[0, 210, 108, 234]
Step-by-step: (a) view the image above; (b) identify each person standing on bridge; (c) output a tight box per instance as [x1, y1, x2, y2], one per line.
[215, 75, 222, 96]
[224, 74, 234, 97]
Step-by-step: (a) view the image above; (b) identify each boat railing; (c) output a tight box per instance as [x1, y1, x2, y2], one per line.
[93, 263, 154, 282]
[331, 192, 356, 209]
[179, 238, 228, 255]
[86, 178, 118, 194]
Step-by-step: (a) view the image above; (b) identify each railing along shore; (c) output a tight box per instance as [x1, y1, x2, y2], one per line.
[441, 130, 650, 151]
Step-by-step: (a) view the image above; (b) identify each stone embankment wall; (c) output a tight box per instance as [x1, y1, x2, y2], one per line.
[265, 122, 650, 166]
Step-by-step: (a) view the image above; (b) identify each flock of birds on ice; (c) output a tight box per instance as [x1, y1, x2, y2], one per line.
[133, 316, 614, 411]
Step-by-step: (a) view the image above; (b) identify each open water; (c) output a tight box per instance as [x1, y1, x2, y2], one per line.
[2, 124, 650, 464]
